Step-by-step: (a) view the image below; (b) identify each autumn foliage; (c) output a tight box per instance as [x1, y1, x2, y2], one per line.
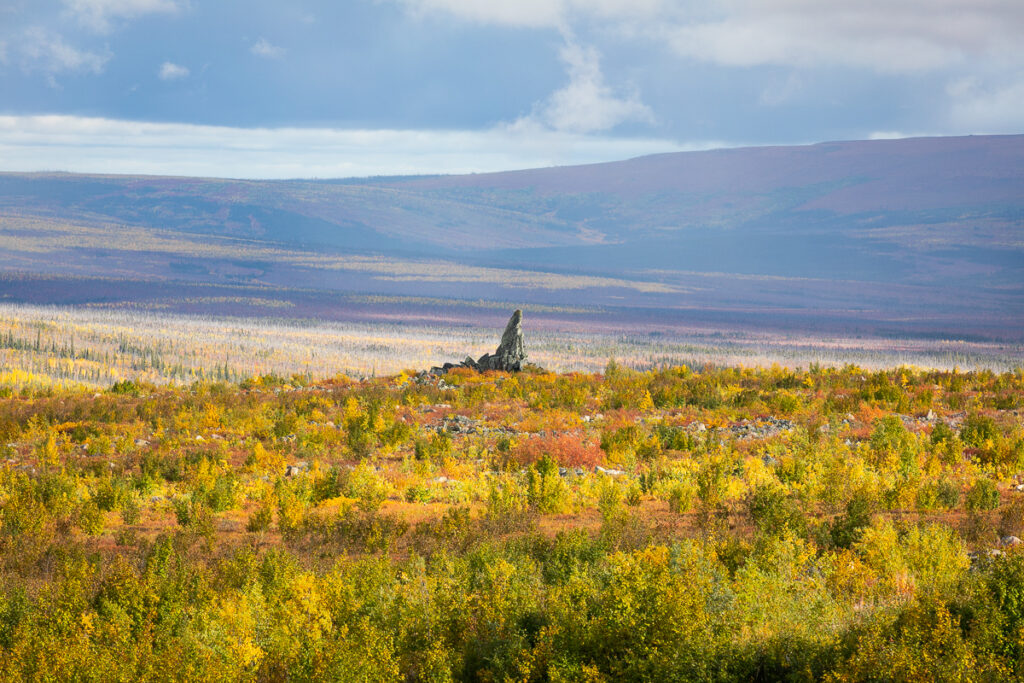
[0, 360, 1023, 680]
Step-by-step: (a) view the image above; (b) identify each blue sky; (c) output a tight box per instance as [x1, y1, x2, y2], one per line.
[1, 0, 1023, 177]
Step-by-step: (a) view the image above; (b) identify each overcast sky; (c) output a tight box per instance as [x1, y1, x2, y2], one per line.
[1, 0, 1023, 178]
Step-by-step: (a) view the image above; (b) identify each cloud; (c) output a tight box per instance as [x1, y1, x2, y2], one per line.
[514, 40, 652, 133]
[251, 38, 285, 59]
[396, 0, 1024, 74]
[63, 0, 181, 33]
[0, 115, 704, 178]
[17, 27, 109, 78]
[396, 0, 669, 29]
[158, 61, 188, 80]
[946, 76, 1024, 132]
[670, 1, 1024, 74]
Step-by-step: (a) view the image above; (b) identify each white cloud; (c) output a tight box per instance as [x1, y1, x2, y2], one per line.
[513, 40, 652, 133]
[397, 0, 669, 28]
[676, 1, 1024, 73]
[0, 115, 705, 179]
[251, 38, 285, 59]
[63, 0, 180, 33]
[946, 76, 1024, 132]
[396, 0, 1024, 74]
[18, 27, 109, 77]
[158, 61, 188, 80]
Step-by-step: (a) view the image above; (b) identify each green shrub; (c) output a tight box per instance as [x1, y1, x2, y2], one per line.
[120, 495, 141, 525]
[666, 480, 695, 514]
[747, 484, 805, 537]
[830, 490, 875, 549]
[961, 413, 998, 449]
[527, 455, 569, 514]
[965, 478, 1000, 512]
[76, 499, 104, 536]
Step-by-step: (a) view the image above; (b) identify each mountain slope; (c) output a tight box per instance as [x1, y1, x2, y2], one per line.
[0, 134, 1021, 339]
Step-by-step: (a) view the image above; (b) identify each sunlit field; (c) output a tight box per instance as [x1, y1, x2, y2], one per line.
[0, 344, 1022, 679]
[1, 303, 1021, 393]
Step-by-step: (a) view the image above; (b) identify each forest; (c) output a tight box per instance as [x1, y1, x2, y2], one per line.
[1, 358, 1023, 681]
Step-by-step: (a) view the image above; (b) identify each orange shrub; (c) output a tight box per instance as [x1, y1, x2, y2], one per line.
[511, 432, 604, 468]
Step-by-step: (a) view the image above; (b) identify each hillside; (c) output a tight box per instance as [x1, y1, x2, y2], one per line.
[0, 134, 1022, 340]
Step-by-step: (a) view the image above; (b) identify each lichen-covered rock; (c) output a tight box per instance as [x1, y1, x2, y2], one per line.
[431, 309, 530, 374]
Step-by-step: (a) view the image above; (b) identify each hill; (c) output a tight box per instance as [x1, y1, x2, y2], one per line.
[0, 134, 1021, 340]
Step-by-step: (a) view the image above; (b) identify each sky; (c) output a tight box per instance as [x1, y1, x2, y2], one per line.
[1, 0, 1023, 178]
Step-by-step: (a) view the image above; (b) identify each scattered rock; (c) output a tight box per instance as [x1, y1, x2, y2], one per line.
[727, 417, 793, 440]
[1001, 536, 1022, 547]
[284, 463, 308, 477]
[595, 466, 625, 477]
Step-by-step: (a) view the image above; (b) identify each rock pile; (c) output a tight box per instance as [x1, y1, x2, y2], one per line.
[430, 309, 533, 375]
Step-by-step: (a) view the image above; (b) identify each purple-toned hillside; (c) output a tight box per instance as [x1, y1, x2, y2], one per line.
[401, 134, 1024, 207]
[0, 134, 1021, 340]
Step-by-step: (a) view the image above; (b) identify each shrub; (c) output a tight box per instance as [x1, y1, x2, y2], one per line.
[961, 413, 998, 449]
[513, 433, 604, 468]
[526, 455, 570, 514]
[830, 490, 875, 549]
[830, 597, 982, 681]
[965, 478, 1000, 512]
[76, 499, 105, 536]
[247, 501, 274, 533]
[120, 495, 141, 525]
[747, 484, 805, 537]
[666, 480, 696, 514]
[342, 461, 390, 514]
[997, 497, 1024, 539]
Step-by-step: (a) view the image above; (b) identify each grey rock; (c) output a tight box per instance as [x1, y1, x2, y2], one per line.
[1001, 536, 1022, 547]
[431, 309, 532, 374]
[476, 309, 527, 372]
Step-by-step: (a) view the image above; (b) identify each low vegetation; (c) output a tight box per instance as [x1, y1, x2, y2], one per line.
[1, 359, 1024, 680]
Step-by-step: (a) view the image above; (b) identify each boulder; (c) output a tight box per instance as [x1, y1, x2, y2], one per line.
[431, 309, 532, 374]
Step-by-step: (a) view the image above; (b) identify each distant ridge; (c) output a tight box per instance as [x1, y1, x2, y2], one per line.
[0, 134, 1021, 340]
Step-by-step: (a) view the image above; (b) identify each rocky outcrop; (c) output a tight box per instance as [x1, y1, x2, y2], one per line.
[430, 309, 531, 374]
